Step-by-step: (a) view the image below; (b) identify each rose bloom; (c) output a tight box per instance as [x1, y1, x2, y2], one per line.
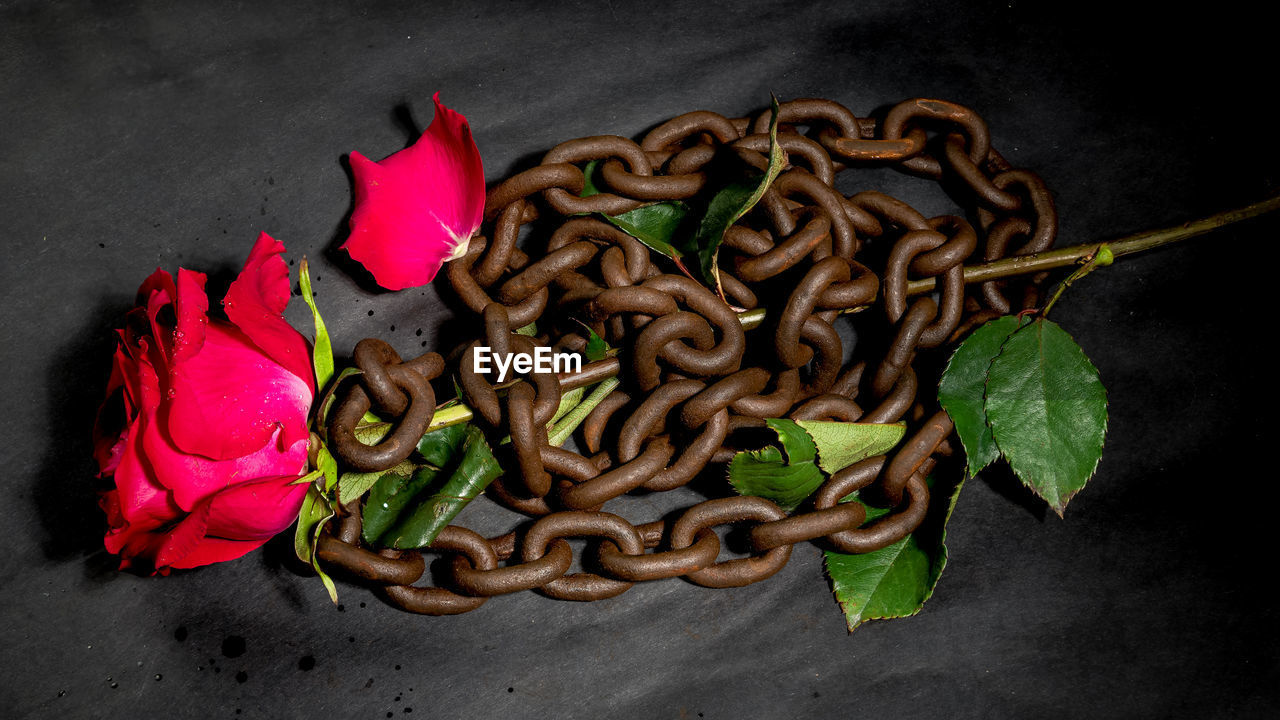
[342, 92, 485, 290]
[94, 233, 315, 573]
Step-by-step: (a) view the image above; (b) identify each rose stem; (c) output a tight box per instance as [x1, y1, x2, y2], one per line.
[423, 194, 1280, 432]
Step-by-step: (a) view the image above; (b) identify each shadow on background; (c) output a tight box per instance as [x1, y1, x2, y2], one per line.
[32, 295, 131, 577]
[976, 462, 1048, 522]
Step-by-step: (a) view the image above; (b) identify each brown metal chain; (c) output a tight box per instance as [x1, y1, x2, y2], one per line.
[320, 97, 1055, 615]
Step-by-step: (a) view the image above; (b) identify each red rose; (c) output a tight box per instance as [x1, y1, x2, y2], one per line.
[94, 233, 316, 573]
[342, 92, 486, 290]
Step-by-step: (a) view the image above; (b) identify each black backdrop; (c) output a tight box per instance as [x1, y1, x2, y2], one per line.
[3, 2, 1277, 718]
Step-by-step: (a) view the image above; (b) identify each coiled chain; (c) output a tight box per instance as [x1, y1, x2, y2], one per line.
[321, 97, 1055, 614]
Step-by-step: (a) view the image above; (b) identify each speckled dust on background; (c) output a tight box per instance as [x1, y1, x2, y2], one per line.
[149, 604, 433, 718]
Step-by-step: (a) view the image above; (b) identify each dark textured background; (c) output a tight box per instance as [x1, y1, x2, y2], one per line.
[3, 2, 1277, 718]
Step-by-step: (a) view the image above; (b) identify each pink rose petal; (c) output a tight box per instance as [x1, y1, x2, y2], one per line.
[134, 268, 177, 311]
[203, 473, 311, 541]
[172, 268, 209, 366]
[166, 474, 310, 570]
[93, 342, 136, 476]
[144, 418, 307, 511]
[112, 375, 182, 529]
[342, 93, 485, 290]
[223, 232, 315, 393]
[165, 321, 311, 461]
[151, 502, 212, 570]
[168, 537, 263, 570]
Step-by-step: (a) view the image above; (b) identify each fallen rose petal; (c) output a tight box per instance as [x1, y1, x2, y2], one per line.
[342, 92, 485, 290]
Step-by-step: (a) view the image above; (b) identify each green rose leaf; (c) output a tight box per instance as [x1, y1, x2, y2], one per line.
[680, 96, 784, 297]
[381, 424, 503, 549]
[729, 418, 824, 512]
[581, 159, 690, 262]
[937, 315, 1022, 476]
[985, 317, 1108, 516]
[358, 420, 470, 544]
[293, 482, 338, 604]
[298, 257, 334, 391]
[579, 321, 610, 363]
[361, 424, 503, 549]
[316, 444, 339, 493]
[579, 96, 784, 296]
[317, 366, 361, 427]
[824, 475, 962, 632]
[337, 459, 416, 506]
[353, 419, 393, 446]
[361, 467, 439, 546]
[293, 481, 330, 564]
[730, 418, 910, 512]
[338, 471, 380, 506]
[795, 420, 906, 476]
[414, 421, 468, 469]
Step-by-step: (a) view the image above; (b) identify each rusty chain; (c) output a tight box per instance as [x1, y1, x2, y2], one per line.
[320, 97, 1055, 615]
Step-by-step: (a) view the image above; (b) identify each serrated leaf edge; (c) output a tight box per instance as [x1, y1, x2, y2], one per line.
[985, 319, 1108, 516]
[827, 477, 964, 632]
